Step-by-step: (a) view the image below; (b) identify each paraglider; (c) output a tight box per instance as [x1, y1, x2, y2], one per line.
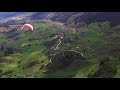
[18, 24, 35, 31]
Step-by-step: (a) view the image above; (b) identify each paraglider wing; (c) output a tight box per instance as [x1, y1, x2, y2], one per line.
[18, 25, 24, 31]
[18, 24, 35, 31]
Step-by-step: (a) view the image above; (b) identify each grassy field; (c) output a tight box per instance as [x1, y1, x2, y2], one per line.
[0, 20, 119, 78]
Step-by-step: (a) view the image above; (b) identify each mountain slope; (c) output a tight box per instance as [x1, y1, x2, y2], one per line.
[36, 12, 120, 26]
[0, 12, 120, 78]
[0, 12, 30, 18]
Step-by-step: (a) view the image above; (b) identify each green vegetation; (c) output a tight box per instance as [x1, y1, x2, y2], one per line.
[0, 19, 119, 78]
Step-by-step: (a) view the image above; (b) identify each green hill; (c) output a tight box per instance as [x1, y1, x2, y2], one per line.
[0, 18, 120, 78]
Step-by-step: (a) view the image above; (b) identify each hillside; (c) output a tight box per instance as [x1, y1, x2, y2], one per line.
[0, 12, 120, 78]
[31, 12, 120, 26]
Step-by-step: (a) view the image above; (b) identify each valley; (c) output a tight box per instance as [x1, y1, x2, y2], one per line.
[0, 12, 120, 78]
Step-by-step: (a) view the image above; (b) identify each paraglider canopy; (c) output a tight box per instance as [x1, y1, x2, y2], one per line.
[18, 24, 35, 31]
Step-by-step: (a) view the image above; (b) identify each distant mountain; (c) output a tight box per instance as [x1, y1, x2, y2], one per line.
[0, 12, 36, 20]
[1, 12, 120, 26]
[36, 12, 120, 26]
[74, 12, 120, 26]
[29, 12, 50, 20]
[0, 12, 25, 18]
